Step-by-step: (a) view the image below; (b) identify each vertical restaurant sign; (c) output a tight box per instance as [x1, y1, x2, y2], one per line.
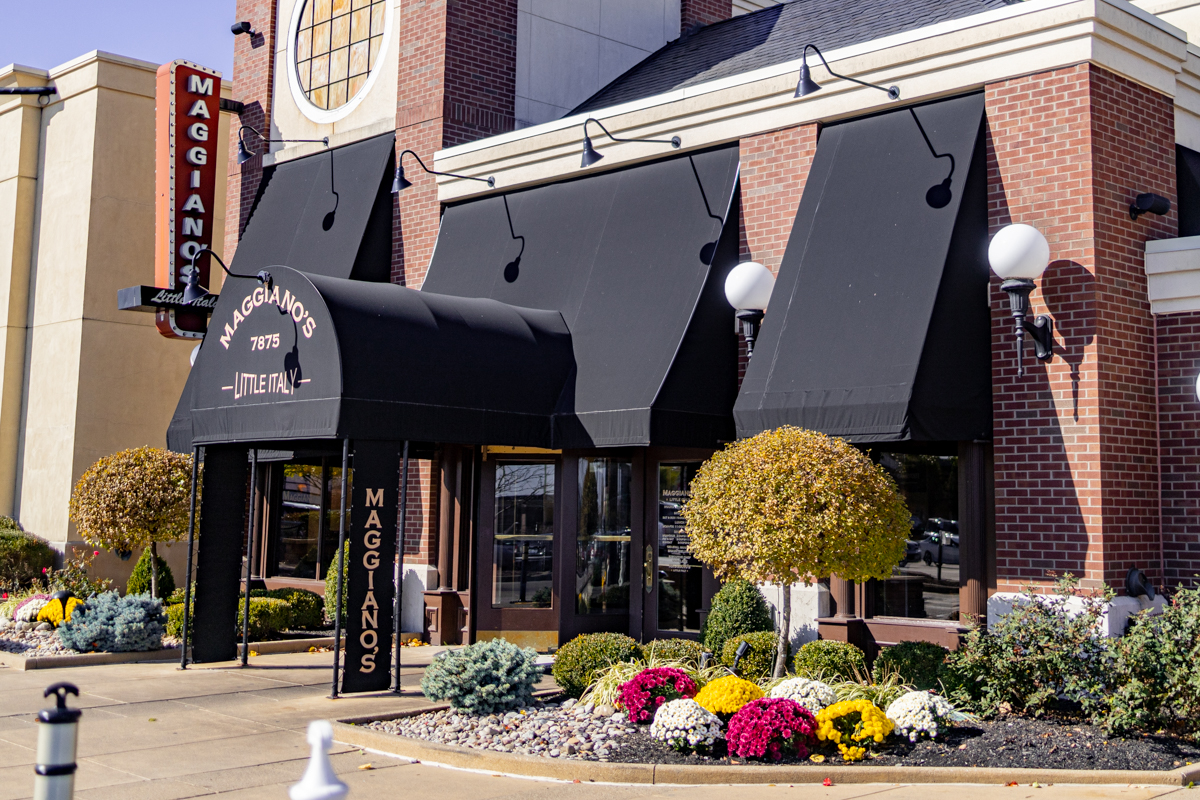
[342, 442, 400, 694]
[154, 61, 222, 339]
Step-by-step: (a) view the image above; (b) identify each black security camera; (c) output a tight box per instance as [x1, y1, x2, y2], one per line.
[231, 21, 257, 36]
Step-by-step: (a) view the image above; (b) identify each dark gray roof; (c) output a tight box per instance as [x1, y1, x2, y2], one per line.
[570, 0, 1013, 115]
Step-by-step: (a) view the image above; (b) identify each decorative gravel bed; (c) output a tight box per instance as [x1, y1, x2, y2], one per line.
[368, 698, 637, 761]
[0, 627, 177, 658]
[608, 715, 1200, 772]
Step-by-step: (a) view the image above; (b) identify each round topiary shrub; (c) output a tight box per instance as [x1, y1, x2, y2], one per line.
[872, 640, 949, 691]
[165, 601, 192, 639]
[57, 591, 166, 653]
[237, 597, 292, 641]
[324, 542, 348, 625]
[700, 578, 773, 659]
[421, 638, 542, 714]
[722, 630, 789, 681]
[551, 632, 642, 698]
[643, 637, 711, 668]
[126, 547, 175, 599]
[0, 529, 55, 590]
[792, 639, 867, 682]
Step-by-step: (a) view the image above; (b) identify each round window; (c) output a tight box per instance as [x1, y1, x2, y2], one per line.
[292, 0, 389, 113]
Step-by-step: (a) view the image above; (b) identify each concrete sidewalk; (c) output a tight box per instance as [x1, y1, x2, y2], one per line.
[0, 650, 1194, 799]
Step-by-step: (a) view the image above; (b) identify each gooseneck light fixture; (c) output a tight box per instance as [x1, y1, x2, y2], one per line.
[181, 245, 272, 306]
[237, 125, 328, 165]
[724, 261, 775, 357]
[988, 224, 1054, 377]
[391, 149, 495, 194]
[795, 44, 900, 101]
[580, 117, 681, 168]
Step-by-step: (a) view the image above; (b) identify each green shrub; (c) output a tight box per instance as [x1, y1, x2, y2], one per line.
[126, 547, 175, 599]
[251, 588, 325, 630]
[324, 542, 348, 626]
[421, 638, 542, 713]
[0, 515, 22, 531]
[873, 640, 949, 691]
[57, 591, 166, 652]
[167, 588, 186, 605]
[792, 639, 867, 682]
[165, 601, 193, 639]
[236, 597, 293, 641]
[644, 638, 710, 668]
[700, 578, 773, 658]
[1105, 585, 1200, 739]
[721, 630, 788, 680]
[552, 632, 642, 698]
[0, 529, 55, 590]
[942, 575, 1113, 719]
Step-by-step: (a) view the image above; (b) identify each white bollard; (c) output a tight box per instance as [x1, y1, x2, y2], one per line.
[34, 683, 81, 800]
[289, 721, 348, 800]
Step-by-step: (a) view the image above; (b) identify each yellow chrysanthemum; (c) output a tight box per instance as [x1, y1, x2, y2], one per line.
[693, 675, 763, 717]
[815, 699, 894, 761]
[37, 597, 83, 628]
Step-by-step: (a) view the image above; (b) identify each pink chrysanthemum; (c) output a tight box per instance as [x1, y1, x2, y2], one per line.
[617, 668, 699, 724]
[726, 698, 817, 761]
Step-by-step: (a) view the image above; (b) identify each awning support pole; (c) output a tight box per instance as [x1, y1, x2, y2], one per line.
[330, 438, 351, 699]
[392, 440, 409, 693]
[240, 449, 258, 667]
[178, 445, 202, 670]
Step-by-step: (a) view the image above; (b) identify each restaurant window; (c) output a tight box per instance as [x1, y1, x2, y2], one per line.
[492, 462, 555, 608]
[658, 462, 704, 632]
[294, 0, 388, 112]
[272, 460, 348, 580]
[867, 451, 959, 621]
[577, 458, 632, 614]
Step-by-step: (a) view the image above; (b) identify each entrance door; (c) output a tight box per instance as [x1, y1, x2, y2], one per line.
[474, 457, 560, 651]
[641, 450, 719, 642]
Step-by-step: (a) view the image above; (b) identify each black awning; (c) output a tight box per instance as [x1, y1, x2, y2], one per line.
[228, 132, 395, 282]
[424, 144, 742, 448]
[734, 93, 992, 442]
[176, 267, 574, 448]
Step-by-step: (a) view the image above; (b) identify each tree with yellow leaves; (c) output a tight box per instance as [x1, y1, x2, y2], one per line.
[69, 447, 195, 598]
[682, 427, 910, 677]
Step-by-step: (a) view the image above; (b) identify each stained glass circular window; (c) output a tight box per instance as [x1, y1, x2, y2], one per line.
[293, 0, 388, 112]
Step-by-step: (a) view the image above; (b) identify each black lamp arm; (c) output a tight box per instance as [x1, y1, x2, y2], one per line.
[238, 124, 328, 148]
[189, 246, 269, 284]
[584, 118, 681, 149]
[399, 149, 495, 187]
[802, 45, 900, 100]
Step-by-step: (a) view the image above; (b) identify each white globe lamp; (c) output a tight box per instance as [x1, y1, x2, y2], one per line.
[724, 262, 775, 358]
[988, 224, 1054, 377]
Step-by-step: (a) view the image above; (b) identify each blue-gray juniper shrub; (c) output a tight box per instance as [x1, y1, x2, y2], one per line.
[57, 591, 166, 653]
[420, 638, 542, 714]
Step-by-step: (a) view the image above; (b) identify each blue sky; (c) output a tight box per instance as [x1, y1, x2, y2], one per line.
[1, 1, 237, 78]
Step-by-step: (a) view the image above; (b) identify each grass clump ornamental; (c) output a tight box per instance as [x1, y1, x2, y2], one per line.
[684, 427, 910, 677]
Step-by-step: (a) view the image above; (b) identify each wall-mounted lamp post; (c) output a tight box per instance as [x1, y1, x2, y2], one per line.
[724, 261, 775, 357]
[391, 149, 494, 194]
[795, 44, 899, 101]
[580, 118, 681, 168]
[988, 224, 1054, 377]
[181, 246, 271, 306]
[237, 125, 328, 165]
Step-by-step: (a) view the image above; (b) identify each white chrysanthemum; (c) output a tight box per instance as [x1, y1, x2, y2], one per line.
[14, 598, 48, 622]
[768, 677, 837, 714]
[885, 691, 959, 743]
[649, 698, 723, 751]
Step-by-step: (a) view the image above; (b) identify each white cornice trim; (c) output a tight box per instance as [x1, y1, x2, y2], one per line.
[431, 0, 1191, 202]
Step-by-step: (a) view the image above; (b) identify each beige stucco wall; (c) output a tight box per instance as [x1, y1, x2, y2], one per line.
[0, 51, 232, 589]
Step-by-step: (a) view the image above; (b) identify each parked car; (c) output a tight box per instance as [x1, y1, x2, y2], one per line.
[918, 518, 960, 566]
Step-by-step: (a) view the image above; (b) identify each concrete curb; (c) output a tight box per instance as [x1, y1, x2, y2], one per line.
[237, 635, 343, 656]
[330, 719, 1200, 787]
[0, 646, 180, 671]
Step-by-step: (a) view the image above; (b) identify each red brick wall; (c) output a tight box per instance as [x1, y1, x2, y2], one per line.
[682, 0, 733, 33]
[224, 0, 278, 263]
[986, 64, 1175, 592]
[739, 124, 819, 275]
[1158, 312, 1200, 587]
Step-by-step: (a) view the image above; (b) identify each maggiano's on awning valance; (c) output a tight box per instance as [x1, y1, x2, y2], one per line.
[734, 92, 992, 443]
[170, 267, 574, 449]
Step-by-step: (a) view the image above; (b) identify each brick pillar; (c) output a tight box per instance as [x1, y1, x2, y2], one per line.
[1157, 313, 1200, 587]
[681, 0, 733, 33]
[224, 0, 278, 263]
[985, 64, 1176, 593]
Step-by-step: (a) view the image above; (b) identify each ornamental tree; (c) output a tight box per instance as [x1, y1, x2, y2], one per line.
[682, 426, 910, 677]
[69, 447, 196, 598]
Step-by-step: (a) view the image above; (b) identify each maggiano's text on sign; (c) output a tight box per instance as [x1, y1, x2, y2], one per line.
[358, 487, 385, 674]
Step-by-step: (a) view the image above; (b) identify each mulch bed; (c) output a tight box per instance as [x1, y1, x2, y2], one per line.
[609, 715, 1200, 771]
